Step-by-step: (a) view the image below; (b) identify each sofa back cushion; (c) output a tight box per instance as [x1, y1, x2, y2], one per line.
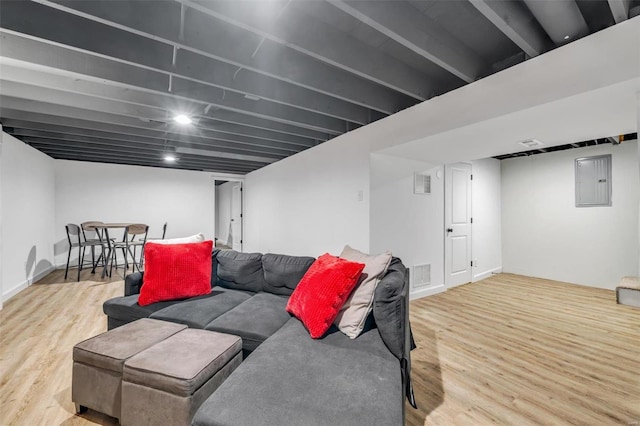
[215, 250, 266, 293]
[261, 254, 316, 296]
[373, 257, 409, 360]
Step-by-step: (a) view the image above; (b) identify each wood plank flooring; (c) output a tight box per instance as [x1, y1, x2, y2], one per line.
[1, 271, 638, 425]
[406, 274, 640, 426]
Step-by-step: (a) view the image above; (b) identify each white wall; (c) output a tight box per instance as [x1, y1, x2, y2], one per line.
[54, 160, 215, 266]
[502, 141, 639, 289]
[370, 154, 445, 298]
[471, 158, 503, 281]
[244, 134, 370, 257]
[215, 181, 233, 245]
[1, 132, 56, 302]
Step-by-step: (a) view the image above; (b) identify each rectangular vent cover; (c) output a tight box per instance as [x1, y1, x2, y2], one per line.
[413, 264, 431, 288]
[518, 139, 544, 148]
[414, 173, 431, 194]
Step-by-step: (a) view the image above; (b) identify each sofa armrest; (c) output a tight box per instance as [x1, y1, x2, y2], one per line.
[125, 272, 144, 296]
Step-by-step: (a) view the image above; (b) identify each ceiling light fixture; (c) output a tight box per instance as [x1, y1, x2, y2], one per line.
[174, 114, 192, 125]
[564, 35, 570, 40]
[163, 146, 178, 163]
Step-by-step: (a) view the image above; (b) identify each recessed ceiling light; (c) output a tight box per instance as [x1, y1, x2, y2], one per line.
[163, 154, 177, 162]
[564, 35, 570, 40]
[174, 114, 192, 125]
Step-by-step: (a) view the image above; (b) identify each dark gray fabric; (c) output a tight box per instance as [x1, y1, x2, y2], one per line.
[215, 250, 266, 293]
[373, 258, 408, 361]
[124, 272, 143, 296]
[192, 318, 402, 426]
[150, 288, 252, 328]
[103, 295, 185, 325]
[205, 293, 291, 352]
[261, 253, 315, 296]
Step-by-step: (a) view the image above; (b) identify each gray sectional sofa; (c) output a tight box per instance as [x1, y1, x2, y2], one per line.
[103, 249, 416, 425]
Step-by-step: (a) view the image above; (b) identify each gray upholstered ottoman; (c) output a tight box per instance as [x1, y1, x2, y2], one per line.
[121, 329, 242, 426]
[72, 318, 187, 420]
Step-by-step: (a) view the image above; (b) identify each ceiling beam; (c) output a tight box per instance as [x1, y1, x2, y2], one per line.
[0, 111, 305, 157]
[0, 93, 327, 142]
[29, 147, 256, 174]
[17, 135, 264, 168]
[0, 44, 345, 135]
[608, 0, 631, 23]
[469, 0, 551, 58]
[181, 0, 434, 100]
[3, 122, 292, 160]
[0, 82, 331, 149]
[327, 0, 485, 83]
[522, 0, 589, 44]
[33, 0, 411, 115]
[0, 1, 370, 126]
[0, 62, 334, 143]
[20, 137, 272, 167]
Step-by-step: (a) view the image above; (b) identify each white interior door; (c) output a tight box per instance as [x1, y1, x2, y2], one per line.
[230, 183, 243, 252]
[445, 163, 472, 288]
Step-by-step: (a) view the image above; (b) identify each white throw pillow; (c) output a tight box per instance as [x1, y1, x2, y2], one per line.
[334, 245, 392, 339]
[149, 233, 205, 245]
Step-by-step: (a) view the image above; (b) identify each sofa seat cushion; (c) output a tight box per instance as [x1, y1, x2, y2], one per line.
[192, 318, 402, 426]
[149, 288, 252, 328]
[103, 295, 186, 324]
[204, 293, 291, 352]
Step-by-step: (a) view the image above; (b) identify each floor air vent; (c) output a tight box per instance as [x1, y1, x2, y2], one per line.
[413, 264, 431, 288]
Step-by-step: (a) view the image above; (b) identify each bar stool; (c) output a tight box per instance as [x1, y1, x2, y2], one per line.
[65, 224, 103, 282]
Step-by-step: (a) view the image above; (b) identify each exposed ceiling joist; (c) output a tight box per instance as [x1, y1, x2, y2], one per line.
[2, 120, 293, 159]
[327, 0, 485, 83]
[31, 146, 256, 173]
[181, 0, 433, 100]
[0, 59, 344, 138]
[19, 136, 273, 167]
[0, 95, 326, 145]
[0, 34, 347, 135]
[522, 0, 589, 44]
[0, 5, 366, 129]
[469, 0, 551, 58]
[607, 0, 631, 23]
[33, 0, 411, 115]
[0, 109, 306, 155]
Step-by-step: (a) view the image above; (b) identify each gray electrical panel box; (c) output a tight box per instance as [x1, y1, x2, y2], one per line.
[575, 154, 612, 207]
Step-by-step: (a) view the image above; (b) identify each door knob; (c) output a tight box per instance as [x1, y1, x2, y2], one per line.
[446, 228, 453, 233]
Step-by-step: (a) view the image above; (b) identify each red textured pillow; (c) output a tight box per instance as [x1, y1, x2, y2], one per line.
[138, 240, 213, 306]
[286, 253, 365, 339]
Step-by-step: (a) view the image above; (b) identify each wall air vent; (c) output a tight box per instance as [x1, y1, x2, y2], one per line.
[518, 139, 544, 148]
[414, 173, 432, 194]
[413, 264, 431, 288]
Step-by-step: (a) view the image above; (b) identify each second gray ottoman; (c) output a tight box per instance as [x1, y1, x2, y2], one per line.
[121, 329, 242, 426]
[72, 318, 187, 420]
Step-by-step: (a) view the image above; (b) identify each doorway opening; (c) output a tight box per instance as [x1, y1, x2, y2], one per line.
[214, 179, 243, 252]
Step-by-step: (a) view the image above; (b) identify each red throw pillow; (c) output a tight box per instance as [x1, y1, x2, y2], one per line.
[138, 240, 213, 306]
[286, 253, 365, 339]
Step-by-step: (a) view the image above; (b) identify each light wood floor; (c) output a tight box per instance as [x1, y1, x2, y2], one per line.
[1, 271, 638, 425]
[406, 274, 640, 426]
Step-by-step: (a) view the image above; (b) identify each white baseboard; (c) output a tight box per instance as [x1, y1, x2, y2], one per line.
[2, 265, 55, 302]
[473, 266, 503, 282]
[410, 284, 445, 300]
